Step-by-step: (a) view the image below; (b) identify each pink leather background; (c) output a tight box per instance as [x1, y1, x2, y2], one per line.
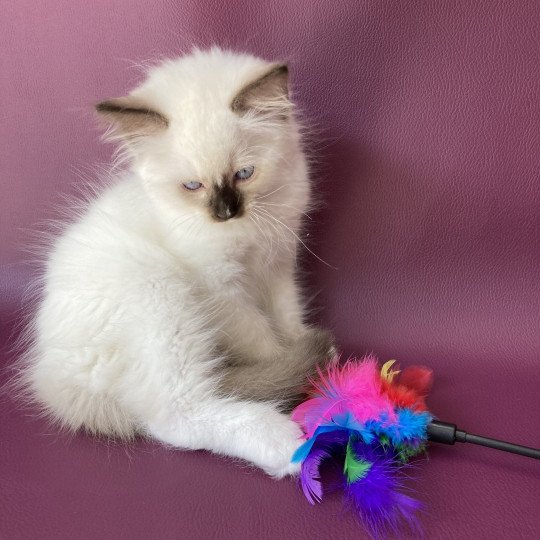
[1, 1, 539, 538]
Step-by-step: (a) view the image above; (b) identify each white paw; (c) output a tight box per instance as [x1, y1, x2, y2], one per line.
[265, 458, 302, 479]
[260, 418, 304, 479]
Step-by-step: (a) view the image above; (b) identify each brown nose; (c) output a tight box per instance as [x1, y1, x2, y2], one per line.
[211, 184, 243, 221]
[214, 200, 239, 221]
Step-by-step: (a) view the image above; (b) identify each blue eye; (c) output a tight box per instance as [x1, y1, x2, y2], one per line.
[183, 181, 203, 191]
[234, 166, 255, 181]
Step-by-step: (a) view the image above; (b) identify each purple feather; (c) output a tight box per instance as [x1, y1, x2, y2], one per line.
[300, 446, 327, 504]
[300, 431, 349, 504]
[343, 440, 423, 538]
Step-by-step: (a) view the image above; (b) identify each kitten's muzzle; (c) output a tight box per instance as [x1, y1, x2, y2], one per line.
[214, 202, 239, 221]
[211, 184, 244, 221]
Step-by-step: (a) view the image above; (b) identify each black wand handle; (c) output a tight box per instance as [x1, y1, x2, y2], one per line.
[427, 420, 540, 460]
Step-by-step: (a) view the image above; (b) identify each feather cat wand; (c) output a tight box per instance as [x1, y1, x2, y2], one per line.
[291, 355, 540, 538]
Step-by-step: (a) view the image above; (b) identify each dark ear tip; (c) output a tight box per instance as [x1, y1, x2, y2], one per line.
[95, 100, 117, 113]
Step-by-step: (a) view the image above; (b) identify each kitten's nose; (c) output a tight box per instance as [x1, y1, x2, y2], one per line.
[215, 205, 237, 221]
[211, 184, 242, 221]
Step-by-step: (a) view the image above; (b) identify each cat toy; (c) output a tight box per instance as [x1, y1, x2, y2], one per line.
[291, 355, 540, 537]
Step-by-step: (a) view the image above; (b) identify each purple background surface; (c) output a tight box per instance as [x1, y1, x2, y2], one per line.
[1, 1, 539, 538]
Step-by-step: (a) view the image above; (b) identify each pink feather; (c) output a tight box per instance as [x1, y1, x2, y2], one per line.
[292, 355, 397, 437]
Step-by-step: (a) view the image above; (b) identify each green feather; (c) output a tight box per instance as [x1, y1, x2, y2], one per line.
[379, 434, 390, 449]
[344, 439, 372, 483]
[396, 443, 426, 463]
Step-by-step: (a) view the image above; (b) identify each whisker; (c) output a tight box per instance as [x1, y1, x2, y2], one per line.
[254, 184, 287, 201]
[249, 214, 275, 265]
[252, 209, 294, 260]
[252, 208, 290, 246]
[256, 201, 313, 220]
[255, 208, 337, 270]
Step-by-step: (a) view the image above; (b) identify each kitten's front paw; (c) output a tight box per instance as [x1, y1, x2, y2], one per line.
[265, 459, 302, 479]
[260, 419, 304, 479]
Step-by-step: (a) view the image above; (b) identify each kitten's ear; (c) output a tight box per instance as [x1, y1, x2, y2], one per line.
[231, 64, 290, 116]
[95, 96, 169, 139]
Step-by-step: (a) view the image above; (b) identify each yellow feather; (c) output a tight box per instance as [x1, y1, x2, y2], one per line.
[381, 360, 400, 382]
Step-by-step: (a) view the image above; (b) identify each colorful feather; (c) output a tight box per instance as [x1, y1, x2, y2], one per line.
[343, 441, 422, 538]
[299, 431, 349, 504]
[291, 355, 433, 538]
[344, 438, 372, 483]
[292, 355, 398, 437]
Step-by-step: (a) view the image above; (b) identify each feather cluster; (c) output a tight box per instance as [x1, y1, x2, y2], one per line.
[291, 355, 433, 537]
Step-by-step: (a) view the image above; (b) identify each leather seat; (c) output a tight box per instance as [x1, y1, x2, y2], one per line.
[1, 1, 538, 538]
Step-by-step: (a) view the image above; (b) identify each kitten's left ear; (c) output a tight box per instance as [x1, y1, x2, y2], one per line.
[95, 96, 169, 139]
[231, 64, 290, 116]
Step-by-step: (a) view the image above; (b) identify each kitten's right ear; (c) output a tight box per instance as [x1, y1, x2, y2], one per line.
[95, 96, 169, 139]
[231, 64, 290, 116]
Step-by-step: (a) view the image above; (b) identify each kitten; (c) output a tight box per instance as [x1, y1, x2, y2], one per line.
[18, 48, 334, 477]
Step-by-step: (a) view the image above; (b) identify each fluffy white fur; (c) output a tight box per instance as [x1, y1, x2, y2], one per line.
[18, 48, 324, 477]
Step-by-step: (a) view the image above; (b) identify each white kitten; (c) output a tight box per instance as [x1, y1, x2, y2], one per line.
[17, 48, 333, 477]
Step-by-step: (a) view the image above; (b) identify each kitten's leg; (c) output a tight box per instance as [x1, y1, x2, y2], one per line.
[267, 262, 307, 339]
[264, 261, 337, 352]
[120, 308, 302, 477]
[268, 263, 336, 357]
[216, 263, 336, 407]
[218, 296, 285, 362]
[211, 264, 332, 366]
[144, 397, 303, 478]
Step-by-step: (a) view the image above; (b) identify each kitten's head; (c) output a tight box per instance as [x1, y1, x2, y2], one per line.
[96, 48, 308, 229]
